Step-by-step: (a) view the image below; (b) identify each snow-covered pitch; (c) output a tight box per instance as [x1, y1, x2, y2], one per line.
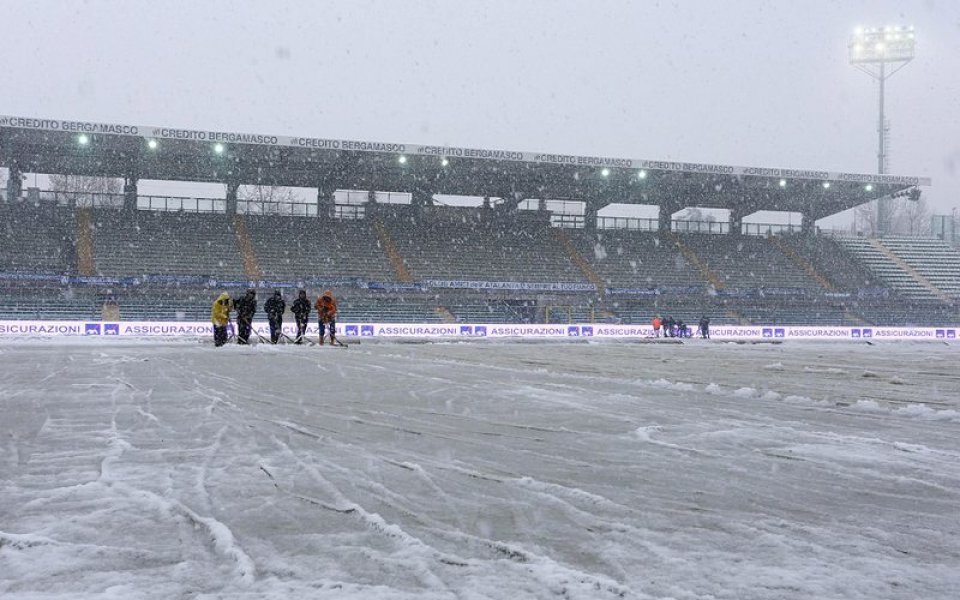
[1, 338, 958, 599]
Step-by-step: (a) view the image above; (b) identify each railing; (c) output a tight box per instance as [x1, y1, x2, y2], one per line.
[741, 222, 802, 236]
[597, 216, 658, 231]
[237, 201, 317, 217]
[337, 190, 412, 205]
[333, 204, 365, 220]
[139, 195, 226, 213]
[673, 220, 730, 234]
[27, 190, 229, 213]
[550, 214, 585, 228]
[33, 190, 125, 208]
[555, 216, 801, 236]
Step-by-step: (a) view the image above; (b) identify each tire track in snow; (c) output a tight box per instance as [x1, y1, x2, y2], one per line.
[97, 421, 256, 585]
[269, 435, 632, 598]
[195, 425, 229, 513]
[270, 436, 454, 594]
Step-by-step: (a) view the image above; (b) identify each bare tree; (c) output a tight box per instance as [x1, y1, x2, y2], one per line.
[48, 174, 122, 194]
[892, 196, 930, 236]
[238, 185, 302, 215]
[675, 207, 716, 222]
[46, 175, 123, 207]
[854, 201, 879, 237]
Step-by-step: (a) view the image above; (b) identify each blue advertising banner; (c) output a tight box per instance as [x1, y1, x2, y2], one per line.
[422, 280, 597, 292]
[0, 320, 956, 341]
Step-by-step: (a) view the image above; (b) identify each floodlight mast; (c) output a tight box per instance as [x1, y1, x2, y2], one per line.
[849, 25, 916, 236]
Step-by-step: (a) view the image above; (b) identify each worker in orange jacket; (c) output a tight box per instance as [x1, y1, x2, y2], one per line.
[652, 316, 662, 338]
[315, 290, 338, 345]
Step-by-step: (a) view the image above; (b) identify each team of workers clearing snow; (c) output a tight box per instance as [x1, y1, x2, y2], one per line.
[651, 315, 711, 339]
[210, 289, 338, 347]
[211, 290, 710, 346]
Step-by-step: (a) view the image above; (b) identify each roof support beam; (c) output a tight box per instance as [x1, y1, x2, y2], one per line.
[317, 184, 335, 219]
[123, 176, 138, 211]
[729, 206, 746, 236]
[6, 161, 22, 201]
[658, 201, 679, 233]
[225, 181, 239, 216]
[801, 210, 816, 237]
[584, 203, 598, 232]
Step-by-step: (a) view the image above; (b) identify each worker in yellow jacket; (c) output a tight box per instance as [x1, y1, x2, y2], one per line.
[211, 292, 232, 347]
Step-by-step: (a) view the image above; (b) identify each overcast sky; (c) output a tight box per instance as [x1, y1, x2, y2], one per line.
[2, 0, 958, 221]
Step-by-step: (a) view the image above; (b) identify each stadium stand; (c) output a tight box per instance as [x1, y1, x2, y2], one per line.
[852, 299, 960, 326]
[875, 237, 960, 299]
[0, 203, 76, 274]
[2, 198, 960, 326]
[606, 295, 727, 326]
[779, 233, 878, 291]
[837, 236, 943, 301]
[4, 114, 944, 327]
[339, 294, 443, 323]
[381, 206, 588, 284]
[91, 209, 246, 279]
[565, 230, 707, 289]
[734, 300, 849, 326]
[446, 301, 525, 323]
[681, 234, 822, 291]
[0, 281, 100, 320]
[95, 285, 220, 321]
[245, 214, 395, 282]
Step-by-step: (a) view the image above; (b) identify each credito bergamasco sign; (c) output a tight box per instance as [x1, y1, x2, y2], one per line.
[0, 114, 931, 186]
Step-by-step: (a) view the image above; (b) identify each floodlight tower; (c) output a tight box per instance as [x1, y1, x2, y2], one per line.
[849, 25, 915, 236]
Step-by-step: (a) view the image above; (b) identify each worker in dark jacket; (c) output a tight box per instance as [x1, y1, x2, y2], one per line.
[264, 290, 286, 344]
[676, 319, 687, 338]
[233, 289, 257, 344]
[698, 316, 710, 339]
[291, 289, 311, 344]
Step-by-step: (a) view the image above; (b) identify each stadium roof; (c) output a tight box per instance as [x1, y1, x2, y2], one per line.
[0, 115, 930, 220]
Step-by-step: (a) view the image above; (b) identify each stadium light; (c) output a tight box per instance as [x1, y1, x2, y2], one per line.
[849, 24, 915, 236]
[779, 179, 787, 188]
[77, 134, 89, 146]
[865, 184, 874, 192]
[601, 168, 610, 177]
[638, 169, 647, 180]
[398, 155, 407, 164]
[214, 143, 225, 154]
[850, 26, 915, 64]
[147, 139, 158, 150]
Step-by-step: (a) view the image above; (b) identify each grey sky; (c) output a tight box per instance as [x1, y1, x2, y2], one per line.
[2, 0, 958, 219]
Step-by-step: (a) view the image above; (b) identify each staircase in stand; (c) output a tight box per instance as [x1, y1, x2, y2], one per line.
[726, 309, 749, 324]
[373, 218, 413, 283]
[870, 238, 953, 304]
[76, 207, 96, 276]
[844, 311, 873, 326]
[232, 215, 262, 281]
[435, 306, 457, 323]
[552, 228, 606, 297]
[771, 236, 835, 291]
[667, 231, 724, 290]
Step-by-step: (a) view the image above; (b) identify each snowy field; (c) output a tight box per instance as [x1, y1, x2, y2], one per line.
[1, 338, 959, 599]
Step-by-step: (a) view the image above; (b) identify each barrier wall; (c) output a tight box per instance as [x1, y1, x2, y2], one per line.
[0, 321, 956, 341]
